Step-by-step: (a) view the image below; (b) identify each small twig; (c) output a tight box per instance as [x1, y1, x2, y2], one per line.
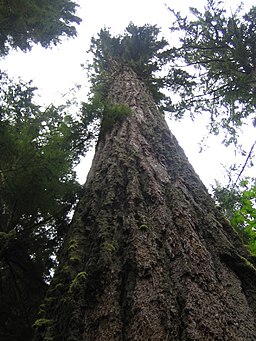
[234, 140, 256, 186]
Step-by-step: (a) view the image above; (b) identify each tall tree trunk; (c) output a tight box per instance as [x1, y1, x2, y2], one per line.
[34, 64, 256, 341]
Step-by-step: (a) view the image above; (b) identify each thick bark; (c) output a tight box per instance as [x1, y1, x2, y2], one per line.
[35, 65, 256, 341]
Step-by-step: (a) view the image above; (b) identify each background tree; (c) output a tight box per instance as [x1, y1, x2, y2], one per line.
[0, 1, 85, 339]
[0, 72, 96, 341]
[0, 0, 81, 56]
[167, 0, 256, 145]
[34, 25, 256, 341]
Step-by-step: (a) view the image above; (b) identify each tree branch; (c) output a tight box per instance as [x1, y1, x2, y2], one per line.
[234, 140, 256, 186]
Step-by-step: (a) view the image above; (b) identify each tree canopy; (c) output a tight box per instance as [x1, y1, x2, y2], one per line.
[167, 0, 256, 144]
[0, 0, 81, 56]
[88, 23, 169, 105]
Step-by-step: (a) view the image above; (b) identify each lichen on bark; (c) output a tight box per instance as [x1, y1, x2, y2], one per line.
[34, 64, 256, 341]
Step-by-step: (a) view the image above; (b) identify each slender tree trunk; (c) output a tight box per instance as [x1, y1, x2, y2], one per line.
[35, 64, 256, 341]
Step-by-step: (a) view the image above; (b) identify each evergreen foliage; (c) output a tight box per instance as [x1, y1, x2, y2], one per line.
[0, 0, 81, 55]
[88, 23, 170, 105]
[0, 72, 96, 340]
[167, 0, 256, 145]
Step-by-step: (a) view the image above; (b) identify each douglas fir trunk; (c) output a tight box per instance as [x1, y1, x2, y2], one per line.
[35, 64, 256, 340]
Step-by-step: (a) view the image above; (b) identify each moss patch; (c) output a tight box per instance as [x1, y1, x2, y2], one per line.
[101, 102, 132, 132]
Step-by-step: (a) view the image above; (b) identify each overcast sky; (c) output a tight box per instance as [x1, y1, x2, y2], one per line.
[1, 0, 255, 188]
